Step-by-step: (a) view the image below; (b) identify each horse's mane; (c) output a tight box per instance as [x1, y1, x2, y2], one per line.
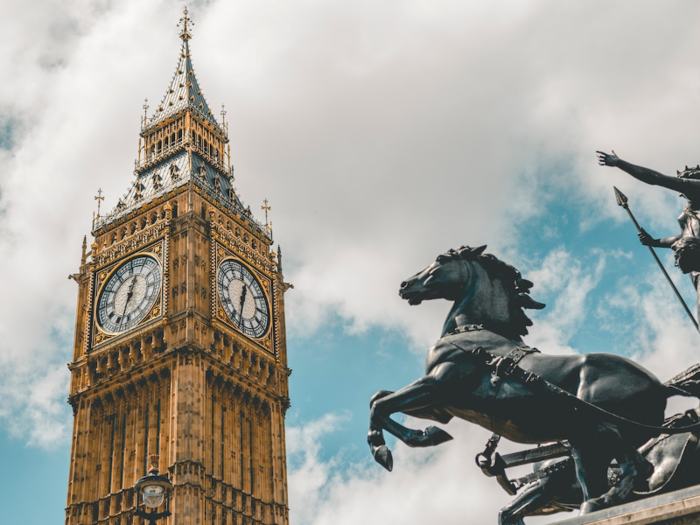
[443, 245, 545, 336]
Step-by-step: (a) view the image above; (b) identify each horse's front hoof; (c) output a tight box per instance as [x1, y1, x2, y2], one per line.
[425, 426, 453, 445]
[405, 426, 454, 448]
[374, 445, 394, 471]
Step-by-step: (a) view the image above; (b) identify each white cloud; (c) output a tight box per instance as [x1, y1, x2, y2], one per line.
[7, 2, 700, 524]
[525, 248, 607, 354]
[288, 413, 565, 525]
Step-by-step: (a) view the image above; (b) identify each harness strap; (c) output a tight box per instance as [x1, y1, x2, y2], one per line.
[448, 341, 700, 436]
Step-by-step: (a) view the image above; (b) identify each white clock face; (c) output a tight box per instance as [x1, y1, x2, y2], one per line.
[97, 255, 162, 334]
[217, 260, 270, 338]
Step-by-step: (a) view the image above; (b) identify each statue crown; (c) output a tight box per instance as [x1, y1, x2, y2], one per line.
[677, 165, 700, 179]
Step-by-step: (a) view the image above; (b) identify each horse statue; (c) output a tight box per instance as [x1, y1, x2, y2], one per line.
[367, 245, 700, 517]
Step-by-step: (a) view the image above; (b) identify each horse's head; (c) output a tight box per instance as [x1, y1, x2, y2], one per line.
[400, 245, 545, 337]
[399, 246, 485, 305]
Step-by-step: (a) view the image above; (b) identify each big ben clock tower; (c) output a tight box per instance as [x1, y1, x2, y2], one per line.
[65, 9, 291, 525]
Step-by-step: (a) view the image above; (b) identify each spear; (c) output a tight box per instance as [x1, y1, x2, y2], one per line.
[614, 186, 699, 331]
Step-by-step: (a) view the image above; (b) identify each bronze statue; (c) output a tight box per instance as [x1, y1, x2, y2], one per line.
[368, 246, 700, 518]
[492, 407, 700, 524]
[598, 151, 700, 320]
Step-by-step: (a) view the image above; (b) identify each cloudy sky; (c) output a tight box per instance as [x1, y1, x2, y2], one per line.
[3, 0, 700, 523]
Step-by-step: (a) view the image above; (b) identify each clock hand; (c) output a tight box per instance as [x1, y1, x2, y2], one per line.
[122, 278, 137, 317]
[238, 285, 247, 323]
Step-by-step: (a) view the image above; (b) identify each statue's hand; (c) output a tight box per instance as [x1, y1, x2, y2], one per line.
[638, 228, 658, 247]
[596, 150, 619, 167]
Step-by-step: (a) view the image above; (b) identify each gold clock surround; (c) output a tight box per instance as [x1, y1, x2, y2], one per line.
[92, 242, 165, 347]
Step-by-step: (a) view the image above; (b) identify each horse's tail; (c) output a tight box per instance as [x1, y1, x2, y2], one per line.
[664, 363, 700, 398]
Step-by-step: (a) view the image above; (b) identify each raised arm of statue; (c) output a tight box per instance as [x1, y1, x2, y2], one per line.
[596, 151, 700, 200]
[639, 227, 681, 249]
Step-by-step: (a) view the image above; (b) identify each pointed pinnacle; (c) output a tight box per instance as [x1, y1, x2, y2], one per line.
[613, 186, 628, 208]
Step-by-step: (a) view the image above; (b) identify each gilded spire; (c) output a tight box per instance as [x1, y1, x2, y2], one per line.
[146, 7, 219, 129]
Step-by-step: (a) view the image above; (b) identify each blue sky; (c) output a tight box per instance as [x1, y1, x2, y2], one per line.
[3, 1, 700, 524]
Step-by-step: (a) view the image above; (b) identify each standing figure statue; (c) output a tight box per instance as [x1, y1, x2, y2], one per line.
[597, 151, 700, 320]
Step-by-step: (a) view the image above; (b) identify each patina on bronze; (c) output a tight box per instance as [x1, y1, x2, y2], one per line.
[367, 246, 700, 519]
[598, 150, 700, 322]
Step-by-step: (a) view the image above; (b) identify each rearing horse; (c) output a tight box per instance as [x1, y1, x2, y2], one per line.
[368, 245, 688, 515]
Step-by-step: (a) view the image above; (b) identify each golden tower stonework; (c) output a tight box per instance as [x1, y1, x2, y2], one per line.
[66, 11, 291, 524]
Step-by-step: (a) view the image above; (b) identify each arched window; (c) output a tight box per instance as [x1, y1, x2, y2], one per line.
[178, 130, 183, 142]
[172, 202, 178, 219]
[157, 141, 162, 154]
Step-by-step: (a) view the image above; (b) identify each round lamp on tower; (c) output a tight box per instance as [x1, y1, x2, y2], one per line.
[133, 454, 173, 524]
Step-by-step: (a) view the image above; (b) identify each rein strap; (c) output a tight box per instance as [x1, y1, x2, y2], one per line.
[446, 339, 700, 436]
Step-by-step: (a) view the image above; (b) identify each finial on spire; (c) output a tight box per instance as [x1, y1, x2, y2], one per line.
[141, 98, 149, 128]
[262, 199, 271, 230]
[179, 7, 194, 41]
[221, 104, 227, 125]
[94, 188, 105, 220]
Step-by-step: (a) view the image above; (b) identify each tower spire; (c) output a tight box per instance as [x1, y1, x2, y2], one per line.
[96, 8, 268, 245]
[146, 7, 217, 129]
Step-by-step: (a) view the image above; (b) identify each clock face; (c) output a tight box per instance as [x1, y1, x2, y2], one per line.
[217, 260, 270, 338]
[97, 255, 162, 334]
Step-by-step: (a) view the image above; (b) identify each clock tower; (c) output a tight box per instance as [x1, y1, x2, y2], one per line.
[65, 10, 291, 525]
